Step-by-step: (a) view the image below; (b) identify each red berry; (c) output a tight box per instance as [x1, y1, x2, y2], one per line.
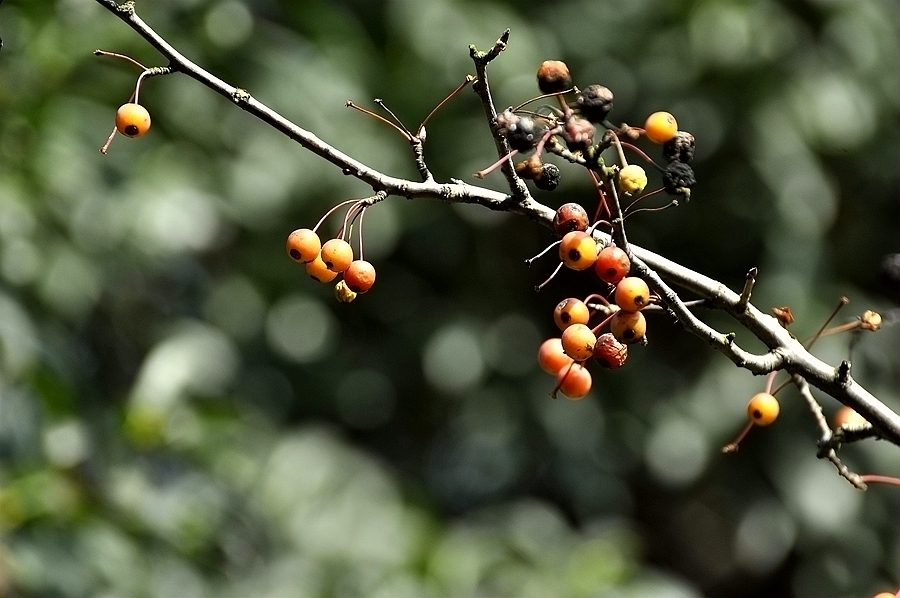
[553, 203, 589, 235]
[538, 338, 574, 374]
[614, 277, 651, 311]
[594, 245, 631, 284]
[343, 260, 376, 293]
[556, 363, 592, 400]
[286, 228, 321, 263]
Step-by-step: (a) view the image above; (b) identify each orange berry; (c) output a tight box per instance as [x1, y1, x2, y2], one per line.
[536, 60, 572, 94]
[595, 245, 631, 284]
[553, 298, 590, 331]
[833, 406, 867, 428]
[343, 260, 376, 293]
[115, 103, 151, 138]
[610, 310, 646, 344]
[558, 231, 598, 271]
[615, 277, 651, 311]
[644, 111, 678, 144]
[556, 363, 592, 400]
[320, 238, 354, 273]
[286, 228, 321, 263]
[538, 338, 574, 374]
[872, 593, 897, 598]
[560, 323, 596, 361]
[593, 333, 628, 368]
[305, 255, 338, 283]
[747, 393, 779, 426]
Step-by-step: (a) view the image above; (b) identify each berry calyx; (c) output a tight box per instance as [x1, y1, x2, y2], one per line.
[747, 392, 779, 426]
[618, 164, 647, 194]
[320, 238, 354, 273]
[334, 279, 357, 303]
[644, 111, 678, 144]
[553, 203, 589, 235]
[593, 333, 628, 368]
[610, 310, 646, 344]
[572, 85, 614, 123]
[595, 245, 631, 284]
[536, 60, 572, 94]
[286, 228, 321, 263]
[538, 338, 574, 374]
[553, 298, 590, 331]
[615, 276, 651, 311]
[305, 255, 339, 283]
[555, 363, 592, 400]
[343, 259, 376, 293]
[558, 231, 598, 271]
[560, 323, 596, 361]
[115, 103, 151, 138]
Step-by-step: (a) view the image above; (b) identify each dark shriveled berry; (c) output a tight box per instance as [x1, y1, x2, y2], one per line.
[663, 162, 697, 196]
[572, 85, 614, 123]
[534, 163, 561, 191]
[662, 131, 695, 163]
[593, 333, 628, 368]
[562, 116, 595, 152]
[553, 203, 589, 235]
[514, 155, 544, 180]
[497, 110, 544, 153]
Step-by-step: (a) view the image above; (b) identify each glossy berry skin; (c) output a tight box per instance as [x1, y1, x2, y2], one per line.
[593, 333, 628, 368]
[305, 255, 338, 283]
[610, 310, 646, 344]
[538, 338, 574, 374]
[343, 260, 376, 293]
[115, 103, 151, 138]
[595, 245, 631, 284]
[747, 392, 779, 426]
[286, 228, 321, 263]
[320, 238, 354, 273]
[558, 231, 598, 271]
[615, 277, 651, 311]
[556, 363, 592, 400]
[644, 111, 678, 144]
[618, 164, 647, 194]
[560, 323, 596, 361]
[553, 298, 590, 331]
[536, 60, 572, 94]
[553, 203, 589, 235]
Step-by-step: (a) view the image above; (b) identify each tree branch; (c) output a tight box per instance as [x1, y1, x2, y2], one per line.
[94, 1, 900, 448]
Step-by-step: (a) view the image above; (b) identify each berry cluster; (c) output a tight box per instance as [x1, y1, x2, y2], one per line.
[286, 199, 377, 303]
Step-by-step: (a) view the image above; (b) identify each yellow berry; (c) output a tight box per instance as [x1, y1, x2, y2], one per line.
[644, 111, 678, 144]
[618, 164, 647, 194]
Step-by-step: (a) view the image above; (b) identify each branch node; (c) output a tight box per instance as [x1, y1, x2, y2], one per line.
[836, 360, 852, 387]
[737, 267, 757, 312]
[231, 88, 251, 106]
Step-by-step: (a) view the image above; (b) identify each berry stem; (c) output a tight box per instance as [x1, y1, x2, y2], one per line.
[534, 262, 563, 292]
[94, 49, 148, 70]
[722, 421, 754, 453]
[858, 474, 900, 488]
[346, 100, 412, 141]
[590, 310, 618, 336]
[511, 88, 578, 113]
[549, 361, 575, 400]
[806, 296, 850, 349]
[525, 240, 561, 265]
[418, 75, 475, 133]
[765, 371, 777, 395]
[474, 150, 518, 179]
[620, 142, 665, 173]
[374, 98, 414, 139]
[356, 206, 367, 261]
[312, 198, 360, 234]
[610, 131, 628, 168]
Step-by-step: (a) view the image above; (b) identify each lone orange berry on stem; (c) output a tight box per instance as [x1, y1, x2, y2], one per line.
[558, 231, 598, 270]
[555, 363, 592, 400]
[553, 298, 590, 331]
[644, 111, 678, 144]
[320, 238, 354, 273]
[343, 260, 376, 293]
[286, 228, 321, 263]
[747, 392, 779, 426]
[538, 338, 574, 374]
[115, 103, 151, 138]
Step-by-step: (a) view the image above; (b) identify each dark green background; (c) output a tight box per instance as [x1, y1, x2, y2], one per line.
[0, 0, 897, 596]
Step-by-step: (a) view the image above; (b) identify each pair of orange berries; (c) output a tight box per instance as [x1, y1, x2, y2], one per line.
[286, 228, 375, 294]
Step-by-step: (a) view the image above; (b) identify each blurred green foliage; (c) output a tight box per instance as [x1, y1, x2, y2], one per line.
[0, 0, 898, 596]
